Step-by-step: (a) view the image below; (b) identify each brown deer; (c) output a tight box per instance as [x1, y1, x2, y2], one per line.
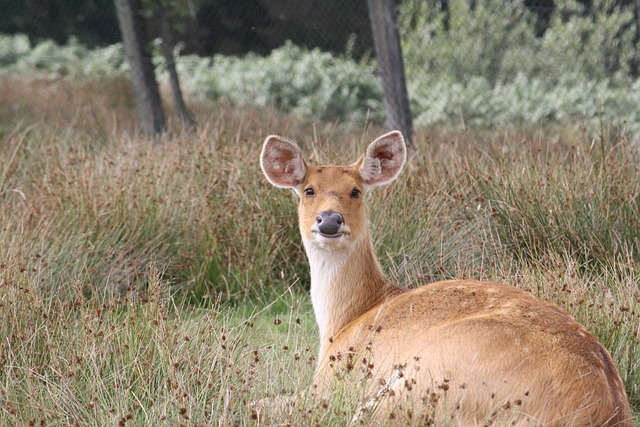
[259, 131, 632, 426]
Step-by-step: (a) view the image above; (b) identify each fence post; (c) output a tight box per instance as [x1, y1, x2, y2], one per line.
[367, 0, 414, 147]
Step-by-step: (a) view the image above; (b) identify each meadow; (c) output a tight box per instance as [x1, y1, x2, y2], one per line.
[1, 74, 639, 425]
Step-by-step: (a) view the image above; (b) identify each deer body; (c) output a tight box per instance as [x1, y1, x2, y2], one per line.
[260, 131, 632, 426]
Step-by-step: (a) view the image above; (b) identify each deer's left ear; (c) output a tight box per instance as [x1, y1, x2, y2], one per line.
[356, 131, 407, 187]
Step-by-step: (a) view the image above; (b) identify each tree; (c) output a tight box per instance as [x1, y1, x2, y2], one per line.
[367, 0, 414, 147]
[145, 0, 197, 131]
[159, 12, 196, 131]
[114, 0, 165, 136]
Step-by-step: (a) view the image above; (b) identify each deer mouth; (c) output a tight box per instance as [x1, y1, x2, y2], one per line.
[314, 231, 345, 239]
[318, 232, 344, 239]
[311, 230, 348, 243]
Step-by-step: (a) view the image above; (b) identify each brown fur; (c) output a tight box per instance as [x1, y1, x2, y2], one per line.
[260, 131, 632, 426]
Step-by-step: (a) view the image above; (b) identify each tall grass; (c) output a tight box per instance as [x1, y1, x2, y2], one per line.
[0, 75, 638, 423]
[0, 79, 308, 302]
[0, 261, 318, 425]
[475, 134, 640, 270]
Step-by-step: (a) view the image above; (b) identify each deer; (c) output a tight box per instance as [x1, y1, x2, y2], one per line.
[259, 130, 632, 426]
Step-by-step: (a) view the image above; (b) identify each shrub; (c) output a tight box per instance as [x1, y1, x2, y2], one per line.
[400, 0, 538, 85]
[399, 0, 639, 86]
[0, 35, 382, 124]
[177, 41, 382, 124]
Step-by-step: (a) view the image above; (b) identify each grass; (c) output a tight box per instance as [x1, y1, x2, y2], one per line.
[0, 74, 639, 424]
[0, 262, 318, 425]
[475, 133, 640, 270]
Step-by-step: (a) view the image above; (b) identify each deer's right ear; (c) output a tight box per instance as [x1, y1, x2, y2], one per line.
[260, 135, 307, 189]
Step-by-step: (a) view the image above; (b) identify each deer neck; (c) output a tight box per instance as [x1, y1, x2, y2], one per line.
[303, 231, 399, 343]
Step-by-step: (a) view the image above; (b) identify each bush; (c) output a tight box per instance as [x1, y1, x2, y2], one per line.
[399, 0, 639, 86]
[0, 35, 382, 124]
[177, 41, 382, 124]
[399, 0, 640, 132]
[0, 33, 30, 67]
[410, 73, 640, 134]
[400, 0, 538, 85]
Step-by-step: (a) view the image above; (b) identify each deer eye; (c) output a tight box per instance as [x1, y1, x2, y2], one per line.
[351, 188, 361, 199]
[304, 187, 315, 197]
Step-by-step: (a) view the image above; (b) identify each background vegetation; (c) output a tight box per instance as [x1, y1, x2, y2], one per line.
[5, 0, 640, 133]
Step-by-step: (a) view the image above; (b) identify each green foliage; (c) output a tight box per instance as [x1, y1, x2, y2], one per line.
[399, 0, 639, 86]
[399, 0, 640, 133]
[0, 33, 30, 66]
[400, 0, 538, 85]
[178, 41, 382, 124]
[0, 34, 128, 78]
[409, 72, 640, 133]
[0, 34, 381, 124]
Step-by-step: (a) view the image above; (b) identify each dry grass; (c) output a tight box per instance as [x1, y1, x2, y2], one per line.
[0, 75, 638, 424]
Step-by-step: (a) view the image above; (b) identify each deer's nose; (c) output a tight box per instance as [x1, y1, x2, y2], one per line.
[316, 211, 344, 236]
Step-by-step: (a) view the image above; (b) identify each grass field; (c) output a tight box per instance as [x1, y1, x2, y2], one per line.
[1, 74, 639, 425]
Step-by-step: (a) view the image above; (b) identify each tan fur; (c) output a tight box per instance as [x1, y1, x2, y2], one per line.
[260, 131, 632, 426]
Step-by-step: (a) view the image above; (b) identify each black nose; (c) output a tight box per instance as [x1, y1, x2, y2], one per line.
[316, 211, 344, 236]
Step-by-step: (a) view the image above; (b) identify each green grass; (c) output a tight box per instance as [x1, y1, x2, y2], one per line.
[0, 75, 638, 424]
[475, 135, 640, 270]
[0, 262, 318, 425]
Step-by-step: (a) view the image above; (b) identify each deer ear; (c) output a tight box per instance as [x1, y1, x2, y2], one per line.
[356, 131, 406, 187]
[260, 135, 307, 189]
